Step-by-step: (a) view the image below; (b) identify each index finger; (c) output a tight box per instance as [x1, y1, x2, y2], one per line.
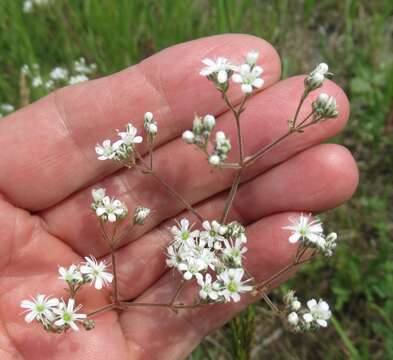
[0, 34, 281, 210]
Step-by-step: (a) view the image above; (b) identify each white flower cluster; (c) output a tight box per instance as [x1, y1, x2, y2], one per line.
[21, 57, 96, 91]
[200, 50, 264, 94]
[20, 256, 112, 332]
[284, 291, 332, 331]
[23, 0, 52, 13]
[182, 114, 231, 166]
[91, 188, 128, 223]
[166, 219, 253, 303]
[304, 63, 330, 92]
[283, 214, 338, 256]
[0, 103, 14, 118]
[312, 93, 339, 119]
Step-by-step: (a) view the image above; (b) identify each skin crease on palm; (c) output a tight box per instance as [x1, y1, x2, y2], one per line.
[0, 34, 358, 360]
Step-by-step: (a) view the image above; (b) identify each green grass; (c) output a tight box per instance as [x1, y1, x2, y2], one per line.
[1, 0, 392, 359]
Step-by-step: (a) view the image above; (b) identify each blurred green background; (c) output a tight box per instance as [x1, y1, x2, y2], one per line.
[1, 0, 392, 359]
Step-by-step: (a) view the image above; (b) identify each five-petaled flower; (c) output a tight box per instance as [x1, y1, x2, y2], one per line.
[20, 295, 59, 324]
[80, 256, 113, 290]
[53, 298, 87, 331]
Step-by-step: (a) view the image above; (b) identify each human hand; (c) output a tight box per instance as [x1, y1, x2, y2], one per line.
[0, 34, 358, 360]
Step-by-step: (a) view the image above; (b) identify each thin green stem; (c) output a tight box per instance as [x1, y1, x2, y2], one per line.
[87, 303, 117, 318]
[220, 170, 242, 224]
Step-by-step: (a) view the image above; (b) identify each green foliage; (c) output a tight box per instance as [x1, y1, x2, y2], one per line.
[0, 0, 392, 359]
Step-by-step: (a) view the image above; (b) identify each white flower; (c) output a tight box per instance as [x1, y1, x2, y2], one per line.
[32, 76, 43, 87]
[95, 139, 117, 161]
[303, 299, 332, 327]
[74, 57, 96, 74]
[283, 214, 324, 245]
[133, 206, 151, 225]
[315, 63, 329, 75]
[200, 220, 226, 249]
[20, 295, 59, 323]
[200, 57, 235, 84]
[23, 0, 33, 12]
[246, 50, 259, 65]
[197, 274, 219, 301]
[58, 265, 83, 284]
[0, 104, 14, 113]
[95, 195, 127, 222]
[69, 74, 89, 85]
[182, 130, 195, 144]
[80, 256, 113, 290]
[117, 123, 143, 146]
[166, 245, 183, 268]
[287, 311, 299, 326]
[53, 298, 86, 331]
[171, 219, 199, 245]
[177, 257, 206, 281]
[232, 63, 264, 93]
[50, 67, 68, 80]
[222, 237, 247, 267]
[219, 268, 253, 302]
[91, 188, 106, 202]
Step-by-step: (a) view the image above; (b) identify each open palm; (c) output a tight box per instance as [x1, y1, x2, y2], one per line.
[0, 34, 358, 360]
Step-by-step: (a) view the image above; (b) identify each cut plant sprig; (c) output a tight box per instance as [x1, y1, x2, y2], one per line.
[21, 51, 339, 337]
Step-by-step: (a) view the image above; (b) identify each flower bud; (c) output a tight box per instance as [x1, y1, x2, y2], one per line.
[133, 206, 151, 225]
[83, 319, 96, 331]
[287, 312, 299, 326]
[312, 93, 338, 118]
[209, 154, 221, 166]
[147, 123, 158, 135]
[144, 112, 153, 122]
[92, 188, 106, 203]
[292, 300, 301, 311]
[305, 71, 324, 91]
[203, 114, 216, 131]
[182, 130, 195, 144]
[246, 50, 259, 65]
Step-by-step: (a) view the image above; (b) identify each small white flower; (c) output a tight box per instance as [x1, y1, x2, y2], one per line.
[133, 206, 151, 225]
[80, 256, 113, 290]
[95, 139, 116, 161]
[74, 57, 96, 74]
[0, 104, 14, 113]
[178, 257, 206, 281]
[23, 0, 33, 12]
[200, 57, 235, 84]
[117, 123, 143, 146]
[222, 237, 247, 267]
[197, 274, 219, 301]
[166, 245, 184, 268]
[246, 50, 259, 65]
[291, 299, 302, 311]
[50, 67, 68, 80]
[182, 130, 195, 144]
[219, 268, 253, 303]
[283, 214, 324, 245]
[171, 219, 199, 245]
[91, 188, 106, 203]
[95, 195, 127, 222]
[232, 63, 264, 93]
[315, 63, 329, 75]
[69, 74, 89, 85]
[287, 311, 299, 326]
[32, 76, 43, 87]
[20, 294, 59, 323]
[200, 220, 226, 249]
[53, 298, 86, 331]
[303, 298, 332, 327]
[58, 265, 83, 284]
